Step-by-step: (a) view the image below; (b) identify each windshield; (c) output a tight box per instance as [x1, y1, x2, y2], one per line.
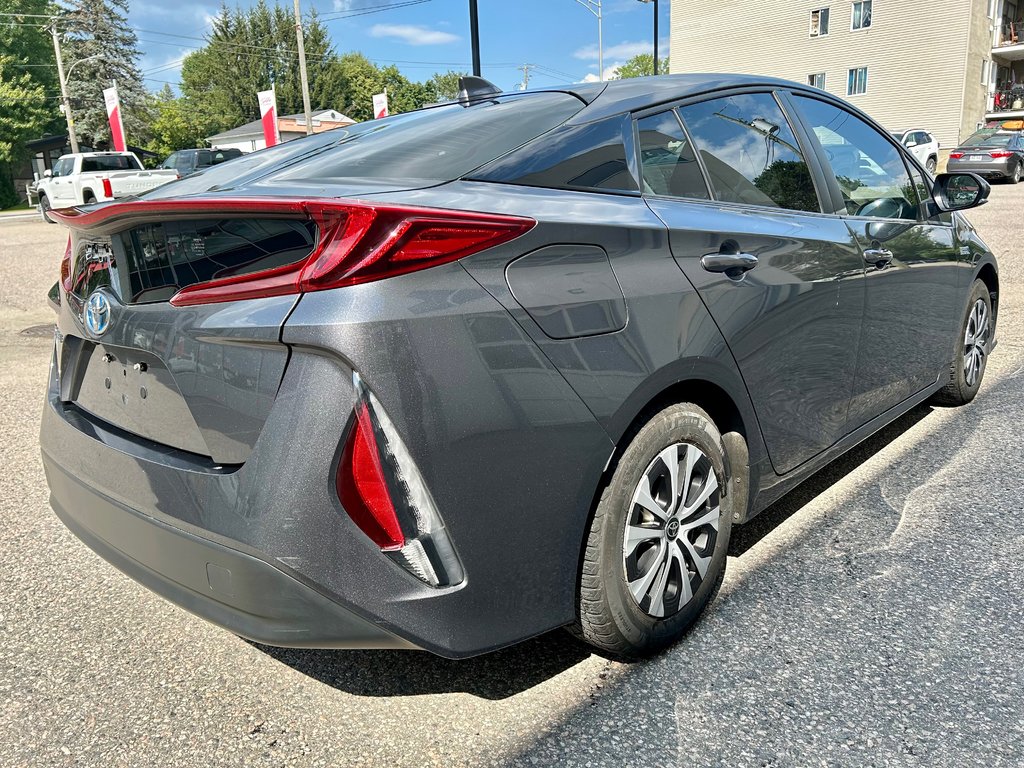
[961, 130, 1014, 147]
[81, 155, 141, 173]
[146, 93, 583, 197]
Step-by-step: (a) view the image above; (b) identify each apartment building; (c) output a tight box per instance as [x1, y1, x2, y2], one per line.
[669, 0, 1024, 148]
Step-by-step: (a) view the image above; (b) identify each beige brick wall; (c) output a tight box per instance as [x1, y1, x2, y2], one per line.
[669, 0, 988, 147]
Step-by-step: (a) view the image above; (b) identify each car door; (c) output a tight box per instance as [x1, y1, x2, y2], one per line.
[790, 94, 960, 430]
[50, 158, 76, 206]
[643, 92, 866, 475]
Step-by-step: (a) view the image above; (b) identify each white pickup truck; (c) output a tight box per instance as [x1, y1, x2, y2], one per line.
[37, 152, 178, 223]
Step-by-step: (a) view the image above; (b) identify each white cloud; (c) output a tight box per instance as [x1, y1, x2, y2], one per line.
[369, 23, 460, 45]
[573, 38, 671, 62]
[333, 0, 357, 10]
[580, 64, 623, 82]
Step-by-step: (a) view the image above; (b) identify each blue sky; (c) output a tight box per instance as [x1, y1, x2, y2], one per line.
[130, 0, 670, 96]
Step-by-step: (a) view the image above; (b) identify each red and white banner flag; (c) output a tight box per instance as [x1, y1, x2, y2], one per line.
[257, 89, 280, 148]
[103, 86, 126, 152]
[372, 92, 389, 119]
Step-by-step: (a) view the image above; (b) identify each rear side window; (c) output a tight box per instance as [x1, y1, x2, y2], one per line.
[636, 111, 709, 199]
[276, 92, 584, 185]
[678, 92, 819, 212]
[109, 218, 317, 303]
[81, 155, 141, 173]
[471, 115, 637, 193]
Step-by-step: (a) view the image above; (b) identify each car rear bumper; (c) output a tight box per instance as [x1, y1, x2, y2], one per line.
[44, 455, 413, 650]
[946, 158, 1016, 178]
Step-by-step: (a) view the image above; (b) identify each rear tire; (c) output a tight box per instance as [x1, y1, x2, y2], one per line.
[573, 403, 737, 658]
[83, 192, 97, 204]
[39, 195, 54, 224]
[1009, 162, 1022, 185]
[926, 156, 937, 175]
[931, 279, 992, 406]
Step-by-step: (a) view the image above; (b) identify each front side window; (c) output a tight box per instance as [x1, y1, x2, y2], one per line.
[848, 67, 868, 95]
[161, 153, 177, 170]
[678, 92, 819, 212]
[852, 0, 872, 29]
[794, 95, 917, 219]
[636, 111, 709, 199]
[808, 73, 826, 89]
[810, 7, 830, 36]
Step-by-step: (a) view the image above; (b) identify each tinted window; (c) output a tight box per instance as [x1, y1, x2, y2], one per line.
[678, 92, 819, 212]
[110, 218, 317, 303]
[636, 111, 709, 199]
[794, 95, 916, 219]
[278, 92, 583, 185]
[160, 153, 177, 170]
[81, 155, 141, 173]
[472, 115, 637, 193]
[907, 163, 933, 213]
[964, 132, 1014, 147]
[211, 149, 241, 165]
[174, 154, 194, 172]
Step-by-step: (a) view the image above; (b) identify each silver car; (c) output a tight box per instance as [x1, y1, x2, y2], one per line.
[947, 129, 1024, 183]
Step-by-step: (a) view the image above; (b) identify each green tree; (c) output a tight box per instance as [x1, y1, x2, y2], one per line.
[425, 70, 466, 103]
[145, 85, 221, 160]
[615, 53, 669, 79]
[60, 0, 149, 146]
[333, 53, 429, 121]
[181, 2, 345, 131]
[0, 54, 51, 207]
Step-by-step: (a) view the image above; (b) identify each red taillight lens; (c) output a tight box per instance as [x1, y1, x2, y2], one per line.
[139, 199, 534, 307]
[949, 152, 964, 159]
[101, 177, 113, 198]
[337, 401, 405, 550]
[990, 150, 1013, 158]
[60, 235, 72, 292]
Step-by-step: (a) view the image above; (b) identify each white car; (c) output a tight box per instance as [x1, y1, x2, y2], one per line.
[36, 152, 178, 223]
[890, 129, 940, 174]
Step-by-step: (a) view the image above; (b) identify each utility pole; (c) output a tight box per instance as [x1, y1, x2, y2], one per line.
[517, 63, 534, 90]
[50, 21, 79, 154]
[574, 1, 603, 81]
[469, 0, 481, 77]
[293, 0, 313, 135]
[637, 0, 660, 75]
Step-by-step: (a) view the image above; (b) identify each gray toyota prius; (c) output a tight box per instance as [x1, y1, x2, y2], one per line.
[41, 74, 999, 659]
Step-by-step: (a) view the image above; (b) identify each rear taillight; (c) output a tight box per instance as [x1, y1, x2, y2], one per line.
[337, 374, 464, 587]
[990, 150, 1013, 158]
[117, 199, 534, 307]
[950, 152, 964, 159]
[101, 177, 113, 198]
[60, 235, 72, 292]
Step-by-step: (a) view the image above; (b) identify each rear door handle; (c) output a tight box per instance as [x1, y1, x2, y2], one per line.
[863, 248, 893, 266]
[701, 252, 759, 278]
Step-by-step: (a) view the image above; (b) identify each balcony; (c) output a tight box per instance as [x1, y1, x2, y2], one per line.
[986, 88, 1024, 121]
[994, 21, 1024, 61]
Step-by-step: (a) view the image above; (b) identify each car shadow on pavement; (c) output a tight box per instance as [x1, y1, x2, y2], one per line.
[729, 402, 933, 556]
[248, 628, 593, 700]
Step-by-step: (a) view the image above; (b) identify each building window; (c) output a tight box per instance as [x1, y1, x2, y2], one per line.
[852, 0, 872, 30]
[810, 8, 830, 37]
[808, 72, 826, 89]
[847, 67, 868, 95]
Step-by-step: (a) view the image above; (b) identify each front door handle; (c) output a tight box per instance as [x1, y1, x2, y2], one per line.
[701, 252, 759, 278]
[863, 248, 893, 266]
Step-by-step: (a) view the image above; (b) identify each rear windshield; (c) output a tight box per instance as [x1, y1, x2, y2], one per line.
[273, 92, 584, 184]
[962, 132, 1014, 147]
[81, 155, 141, 173]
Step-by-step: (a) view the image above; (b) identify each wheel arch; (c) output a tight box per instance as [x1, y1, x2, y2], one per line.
[976, 261, 999, 325]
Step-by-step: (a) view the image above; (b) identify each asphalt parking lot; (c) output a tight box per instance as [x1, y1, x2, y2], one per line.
[1, 188, 1023, 768]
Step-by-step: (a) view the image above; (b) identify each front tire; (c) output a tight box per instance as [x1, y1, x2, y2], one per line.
[39, 194, 54, 224]
[574, 403, 737, 658]
[931, 279, 992, 406]
[926, 156, 938, 175]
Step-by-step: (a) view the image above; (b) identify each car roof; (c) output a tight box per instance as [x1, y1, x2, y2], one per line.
[553, 73, 815, 122]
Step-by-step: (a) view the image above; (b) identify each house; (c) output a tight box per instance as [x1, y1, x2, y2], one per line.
[206, 109, 356, 152]
[669, 0, 1024, 148]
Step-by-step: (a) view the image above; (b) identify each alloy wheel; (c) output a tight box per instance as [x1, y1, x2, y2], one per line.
[963, 297, 990, 388]
[622, 442, 721, 619]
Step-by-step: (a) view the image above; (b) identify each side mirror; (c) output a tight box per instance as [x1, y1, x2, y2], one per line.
[43, 169, 52, 178]
[933, 172, 990, 212]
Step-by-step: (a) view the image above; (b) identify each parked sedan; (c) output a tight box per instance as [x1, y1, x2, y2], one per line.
[890, 128, 940, 173]
[947, 129, 1024, 183]
[41, 74, 998, 659]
